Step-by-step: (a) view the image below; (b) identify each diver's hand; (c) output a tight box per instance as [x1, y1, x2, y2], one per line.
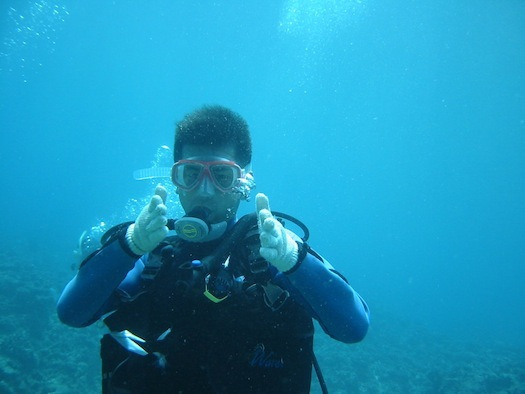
[256, 193, 299, 273]
[125, 185, 169, 255]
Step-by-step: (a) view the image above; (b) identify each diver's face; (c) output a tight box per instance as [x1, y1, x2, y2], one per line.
[175, 144, 243, 223]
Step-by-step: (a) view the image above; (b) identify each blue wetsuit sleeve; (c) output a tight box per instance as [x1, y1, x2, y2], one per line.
[276, 251, 370, 344]
[57, 238, 145, 328]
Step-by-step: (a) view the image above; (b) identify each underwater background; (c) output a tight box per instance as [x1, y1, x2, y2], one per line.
[1, 1, 524, 392]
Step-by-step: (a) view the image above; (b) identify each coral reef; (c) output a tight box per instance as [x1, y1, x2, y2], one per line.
[0, 243, 101, 393]
[312, 311, 525, 393]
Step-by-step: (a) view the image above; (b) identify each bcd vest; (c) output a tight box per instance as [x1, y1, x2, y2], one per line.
[101, 236, 315, 394]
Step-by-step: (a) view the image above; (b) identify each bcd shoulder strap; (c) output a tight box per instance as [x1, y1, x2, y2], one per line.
[140, 236, 182, 282]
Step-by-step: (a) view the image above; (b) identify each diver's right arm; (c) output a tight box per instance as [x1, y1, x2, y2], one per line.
[57, 239, 144, 327]
[58, 185, 169, 327]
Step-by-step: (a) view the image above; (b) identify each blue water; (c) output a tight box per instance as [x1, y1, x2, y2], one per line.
[1, 0, 524, 391]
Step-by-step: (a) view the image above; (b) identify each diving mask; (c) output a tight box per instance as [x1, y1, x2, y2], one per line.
[172, 159, 243, 193]
[172, 158, 255, 200]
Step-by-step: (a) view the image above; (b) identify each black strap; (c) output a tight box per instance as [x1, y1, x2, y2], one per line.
[284, 241, 309, 275]
[312, 351, 329, 394]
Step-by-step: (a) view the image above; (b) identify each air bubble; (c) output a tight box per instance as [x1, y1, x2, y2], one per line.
[1, 1, 70, 81]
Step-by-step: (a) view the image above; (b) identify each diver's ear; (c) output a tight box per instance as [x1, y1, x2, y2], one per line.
[238, 170, 256, 201]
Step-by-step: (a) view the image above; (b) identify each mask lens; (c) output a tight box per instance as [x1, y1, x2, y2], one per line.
[210, 164, 237, 189]
[174, 162, 204, 189]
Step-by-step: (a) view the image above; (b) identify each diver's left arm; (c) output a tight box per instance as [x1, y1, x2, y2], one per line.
[279, 251, 370, 343]
[256, 193, 369, 343]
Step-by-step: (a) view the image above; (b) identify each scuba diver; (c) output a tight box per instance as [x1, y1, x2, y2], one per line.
[57, 105, 370, 393]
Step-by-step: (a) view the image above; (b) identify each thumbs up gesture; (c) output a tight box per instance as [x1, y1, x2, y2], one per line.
[256, 193, 299, 273]
[125, 184, 169, 255]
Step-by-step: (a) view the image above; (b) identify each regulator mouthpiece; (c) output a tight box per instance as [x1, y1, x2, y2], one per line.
[174, 207, 228, 242]
[174, 207, 211, 242]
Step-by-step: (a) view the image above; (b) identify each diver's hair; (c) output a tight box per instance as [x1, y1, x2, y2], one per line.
[174, 105, 252, 168]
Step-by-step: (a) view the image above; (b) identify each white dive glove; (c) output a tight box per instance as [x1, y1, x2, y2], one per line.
[256, 193, 299, 273]
[125, 185, 169, 255]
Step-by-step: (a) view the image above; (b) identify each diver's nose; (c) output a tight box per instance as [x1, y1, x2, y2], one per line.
[196, 176, 216, 196]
